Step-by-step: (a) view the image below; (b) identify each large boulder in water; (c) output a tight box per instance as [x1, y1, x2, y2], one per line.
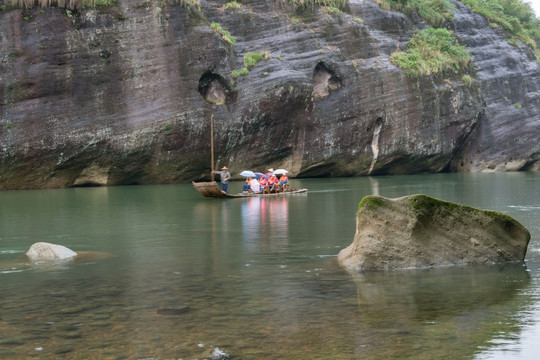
[26, 242, 77, 261]
[338, 195, 530, 272]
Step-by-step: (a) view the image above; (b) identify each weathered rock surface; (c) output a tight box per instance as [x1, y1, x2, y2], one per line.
[26, 242, 78, 260]
[0, 1, 539, 190]
[338, 194, 530, 271]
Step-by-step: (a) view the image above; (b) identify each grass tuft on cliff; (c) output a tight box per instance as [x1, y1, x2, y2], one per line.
[390, 27, 471, 77]
[281, 0, 348, 9]
[11, 0, 113, 9]
[232, 51, 271, 78]
[382, 0, 455, 27]
[7, 0, 201, 10]
[210, 22, 236, 45]
[178, 0, 201, 11]
[243, 51, 270, 69]
[224, 1, 243, 10]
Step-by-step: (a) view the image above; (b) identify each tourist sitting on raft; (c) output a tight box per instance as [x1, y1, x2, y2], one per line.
[243, 176, 261, 194]
[259, 177, 268, 192]
[268, 173, 279, 192]
[266, 173, 289, 193]
[278, 174, 288, 188]
[242, 177, 251, 192]
[242, 170, 291, 194]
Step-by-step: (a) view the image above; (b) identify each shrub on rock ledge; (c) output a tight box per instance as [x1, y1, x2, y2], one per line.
[390, 27, 471, 77]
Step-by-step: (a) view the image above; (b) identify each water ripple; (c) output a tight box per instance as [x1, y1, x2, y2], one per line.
[0, 249, 24, 254]
[508, 205, 540, 211]
[0, 268, 26, 274]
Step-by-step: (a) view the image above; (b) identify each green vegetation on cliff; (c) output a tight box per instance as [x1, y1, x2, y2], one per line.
[282, 0, 348, 8]
[461, 0, 540, 52]
[4, 0, 201, 10]
[382, 0, 455, 27]
[224, 1, 243, 10]
[210, 22, 236, 45]
[383, 1, 468, 77]
[232, 51, 271, 78]
[244, 51, 270, 69]
[8, 0, 113, 9]
[390, 27, 471, 77]
[383, 0, 540, 55]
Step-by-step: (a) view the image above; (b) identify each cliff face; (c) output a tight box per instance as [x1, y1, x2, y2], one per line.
[1, 0, 539, 189]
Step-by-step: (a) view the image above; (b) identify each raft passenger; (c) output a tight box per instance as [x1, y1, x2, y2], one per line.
[243, 177, 253, 193]
[268, 174, 279, 192]
[250, 177, 261, 193]
[259, 177, 268, 192]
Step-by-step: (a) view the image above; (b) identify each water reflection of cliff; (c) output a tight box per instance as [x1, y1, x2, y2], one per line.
[347, 263, 532, 359]
[241, 197, 289, 252]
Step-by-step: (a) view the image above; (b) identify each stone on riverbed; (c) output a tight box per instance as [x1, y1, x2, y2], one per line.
[338, 195, 531, 271]
[25, 242, 77, 261]
[156, 306, 191, 315]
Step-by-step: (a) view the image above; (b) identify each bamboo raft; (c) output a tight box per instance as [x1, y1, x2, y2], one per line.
[193, 114, 307, 198]
[192, 181, 307, 198]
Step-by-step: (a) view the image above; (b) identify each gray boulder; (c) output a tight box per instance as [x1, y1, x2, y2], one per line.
[338, 195, 530, 271]
[26, 242, 78, 261]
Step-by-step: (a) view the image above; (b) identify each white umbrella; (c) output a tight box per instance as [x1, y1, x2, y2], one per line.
[240, 170, 256, 177]
[273, 169, 288, 175]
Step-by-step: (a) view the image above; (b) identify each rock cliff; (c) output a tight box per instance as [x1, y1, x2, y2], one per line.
[1, 0, 539, 189]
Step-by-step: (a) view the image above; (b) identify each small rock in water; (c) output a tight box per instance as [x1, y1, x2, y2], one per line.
[205, 347, 230, 360]
[25, 242, 77, 261]
[156, 306, 190, 315]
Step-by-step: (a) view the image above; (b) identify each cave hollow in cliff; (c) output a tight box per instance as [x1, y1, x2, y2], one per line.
[198, 71, 236, 105]
[313, 61, 342, 99]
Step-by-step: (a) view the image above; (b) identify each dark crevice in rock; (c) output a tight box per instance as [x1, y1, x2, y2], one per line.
[518, 157, 540, 171]
[198, 71, 237, 105]
[71, 182, 103, 188]
[297, 161, 337, 178]
[444, 110, 483, 173]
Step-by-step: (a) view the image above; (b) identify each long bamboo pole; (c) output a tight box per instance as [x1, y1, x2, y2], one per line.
[210, 114, 215, 182]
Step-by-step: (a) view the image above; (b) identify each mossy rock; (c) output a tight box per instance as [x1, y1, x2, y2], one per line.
[341, 194, 530, 271]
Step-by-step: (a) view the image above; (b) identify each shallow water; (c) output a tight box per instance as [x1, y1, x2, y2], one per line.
[0, 173, 539, 359]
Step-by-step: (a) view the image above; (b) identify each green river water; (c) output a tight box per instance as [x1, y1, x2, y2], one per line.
[1, 173, 539, 359]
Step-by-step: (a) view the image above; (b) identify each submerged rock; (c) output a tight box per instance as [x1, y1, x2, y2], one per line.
[156, 306, 191, 315]
[26, 242, 77, 261]
[338, 195, 530, 271]
[204, 347, 230, 360]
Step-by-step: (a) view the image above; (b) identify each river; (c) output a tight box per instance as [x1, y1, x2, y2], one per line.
[0, 173, 539, 359]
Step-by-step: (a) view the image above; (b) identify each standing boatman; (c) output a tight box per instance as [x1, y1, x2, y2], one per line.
[212, 166, 231, 194]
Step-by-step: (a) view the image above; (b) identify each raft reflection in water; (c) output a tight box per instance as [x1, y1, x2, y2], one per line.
[241, 197, 289, 252]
